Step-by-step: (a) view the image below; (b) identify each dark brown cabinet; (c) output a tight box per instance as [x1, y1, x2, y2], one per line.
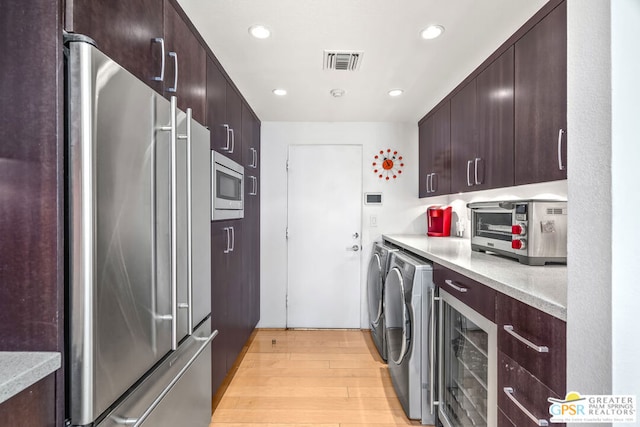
[419, 101, 451, 197]
[206, 57, 243, 163]
[163, 0, 206, 123]
[433, 263, 496, 322]
[0, 375, 57, 427]
[242, 105, 261, 332]
[450, 47, 515, 193]
[210, 220, 243, 393]
[475, 46, 514, 190]
[65, 0, 165, 94]
[514, 1, 567, 185]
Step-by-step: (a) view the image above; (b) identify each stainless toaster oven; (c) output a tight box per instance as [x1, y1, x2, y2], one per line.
[467, 200, 567, 265]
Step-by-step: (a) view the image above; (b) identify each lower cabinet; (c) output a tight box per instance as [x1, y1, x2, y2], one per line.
[0, 374, 56, 427]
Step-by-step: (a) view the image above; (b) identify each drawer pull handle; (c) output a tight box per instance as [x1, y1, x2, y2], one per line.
[503, 387, 549, 426]
[504, 325, 549, 353]
[444, 279, 467, 293]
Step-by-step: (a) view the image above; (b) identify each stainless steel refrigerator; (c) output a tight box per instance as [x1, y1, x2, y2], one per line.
[66, 36, 215, 427]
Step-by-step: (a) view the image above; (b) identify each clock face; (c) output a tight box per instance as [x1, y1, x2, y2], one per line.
[372, 149, 404, 180]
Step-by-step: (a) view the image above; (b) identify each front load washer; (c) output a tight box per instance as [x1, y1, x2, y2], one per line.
[384, 251, 435, 424]
[367, 242, 398, 361]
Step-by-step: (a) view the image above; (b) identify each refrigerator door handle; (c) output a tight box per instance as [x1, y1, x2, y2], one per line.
[128, 330, 219, 427]
[169, 96, 179, 350]
[430, 289, 439, 414]
[177, 108, 194, 335]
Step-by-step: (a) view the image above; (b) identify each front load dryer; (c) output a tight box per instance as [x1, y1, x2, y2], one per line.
[384, 251, 435, 424]
[367, 242, 398, 361]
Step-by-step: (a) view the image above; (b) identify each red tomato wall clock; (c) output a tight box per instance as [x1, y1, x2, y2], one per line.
[372, 149, 404, 181]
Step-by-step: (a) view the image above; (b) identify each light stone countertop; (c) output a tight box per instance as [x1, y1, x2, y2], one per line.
[0, 352, 61, 404]
[382, 234, 567, 321]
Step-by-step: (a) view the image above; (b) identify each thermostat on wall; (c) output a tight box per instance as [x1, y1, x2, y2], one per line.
[364, 193, 383, 205]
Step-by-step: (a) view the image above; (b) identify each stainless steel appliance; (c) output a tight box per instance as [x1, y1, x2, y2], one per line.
[66, 36, 215, 427]
[211, 151, 244, 220]
[437, 289, 497, 427]
[467, 200, 567, 265]
[366, 242, 398, 361]
[384, 252, 435, 424]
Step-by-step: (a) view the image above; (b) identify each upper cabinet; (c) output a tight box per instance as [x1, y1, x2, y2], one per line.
[163, 0, 206, 123]
[206, 57, 243, 163]
[514, 1, 567, 185]
[420, 0, 566, 197]
[419, 101, 451, 197]
[65, 0, 165, 94]
[451, 47, 515, 194]
[66, 0, 206, 123]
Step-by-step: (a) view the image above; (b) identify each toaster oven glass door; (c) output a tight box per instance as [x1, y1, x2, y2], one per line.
[473, 212, 512, 242]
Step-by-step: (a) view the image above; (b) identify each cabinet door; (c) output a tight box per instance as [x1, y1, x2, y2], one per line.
[450, 80, 477, 193]
[66, 0, 164, 93]
[418, 101, 451, 197]
[206, 57, 228, 152]
[0, 375, 56, 427]
[210, 220, 232, 393]
[242, 106, 261, 331]
[163, 0, 206, 123]
[515, 1, 567, 184]
[496, 293, 566, 395]
[225, 86, 244, 164]
[476, 46, 514, 190]
[224, 220, 245, 369]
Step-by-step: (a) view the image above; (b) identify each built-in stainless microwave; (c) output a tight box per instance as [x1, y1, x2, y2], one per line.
[211, 151, 244, 220]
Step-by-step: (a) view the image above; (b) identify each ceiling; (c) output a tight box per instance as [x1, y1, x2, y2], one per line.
[177, 0, 548, 123]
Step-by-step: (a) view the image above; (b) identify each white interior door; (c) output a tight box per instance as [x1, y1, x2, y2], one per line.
[287, 145, 362, 328]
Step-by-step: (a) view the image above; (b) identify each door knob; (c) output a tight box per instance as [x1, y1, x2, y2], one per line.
[346, 245, 360, 251]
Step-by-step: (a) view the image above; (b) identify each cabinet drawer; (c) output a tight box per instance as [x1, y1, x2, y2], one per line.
[498, 352, 564, 427]
[433, 263, 496, 321]
[496, 293, 566, 395]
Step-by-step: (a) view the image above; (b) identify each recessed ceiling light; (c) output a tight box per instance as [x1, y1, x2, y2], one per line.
[272, 88, 287, 96]
[249, 25, 271, 39]
[330, 89, 345, 98]
[388, 89, 404, 97]
[420, 25, 445, 40]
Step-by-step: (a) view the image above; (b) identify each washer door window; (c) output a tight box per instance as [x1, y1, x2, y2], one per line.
[384, 267, 411, 365]
[367, 253, 384, 327]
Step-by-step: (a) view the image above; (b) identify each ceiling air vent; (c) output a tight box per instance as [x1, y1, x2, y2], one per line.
[323, 50, 364, 71]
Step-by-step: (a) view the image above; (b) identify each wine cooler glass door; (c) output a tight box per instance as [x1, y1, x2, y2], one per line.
[438, 289, 497, 427]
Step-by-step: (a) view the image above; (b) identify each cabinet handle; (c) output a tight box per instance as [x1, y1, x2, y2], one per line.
[426, 174, 431, 194]
[466, 160, 473, 187]
[503, 387, 549, 426]
[250, 176, 258, 196]
[230, 226, 235, 252]
[222, 124, 231, 151]
[444, 279, 467, 293]
[152, 38, 165, 82]
[557, 128, 565, 171]
[474, 157, 481, 185]
[503, 325, 549, 352]
[229, 128, 235, 154]
[167, 51, 178, 93]
[223, 227, 231, 254]
[251, 147, 258, 168]
[431, 173, 437, 193]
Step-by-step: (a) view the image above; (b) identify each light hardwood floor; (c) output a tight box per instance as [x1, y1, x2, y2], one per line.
[210, 329, 429, 427]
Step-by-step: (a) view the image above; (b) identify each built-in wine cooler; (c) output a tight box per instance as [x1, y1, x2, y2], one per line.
[438, 289, 497, 427]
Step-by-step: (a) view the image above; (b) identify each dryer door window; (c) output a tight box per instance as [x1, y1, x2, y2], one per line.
[367, 253, 384, 326]
[384, 267, 410, 365]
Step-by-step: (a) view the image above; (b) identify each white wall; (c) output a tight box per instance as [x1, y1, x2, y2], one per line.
[567, 0, 640, 415]
[611, 0, 640, 406]
[259, 122, 429, 328]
